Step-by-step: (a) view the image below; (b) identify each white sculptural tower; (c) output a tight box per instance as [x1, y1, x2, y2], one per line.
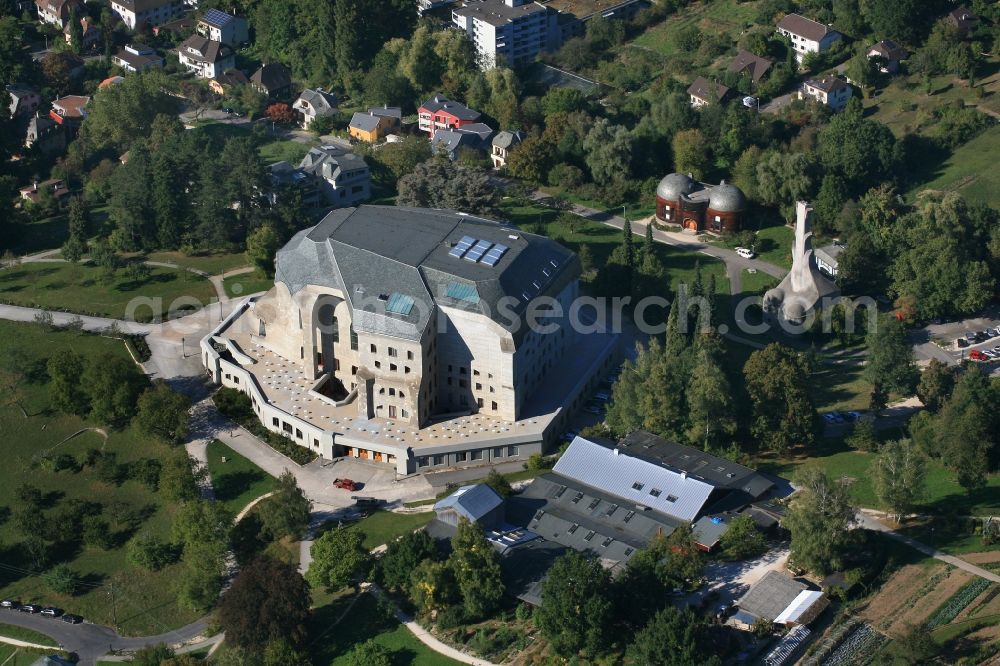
[762, 201, 839, 325]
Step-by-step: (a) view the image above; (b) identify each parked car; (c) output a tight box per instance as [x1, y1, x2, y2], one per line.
[585, 405, 604, 415]
[351, 496, 382, 507]
[993, 326, 1000, 336]
[18, 604, 40, 613]
[735, 247, 755, 259]
[594, 390, 610, 401]
[984, 350, 997, 359]
[742, 95, 757, 108]
[0, 600, 19, 609]
[846, 411, 862, 421]
[61, 614, 83, 624]
[982, 329, 995, 340]
[332, 478, 359, 491]
[957, 337, 969, 348]
[969, 350, 987, 361]
[40, 607, 63, 618]
[822, 413, 836, 423]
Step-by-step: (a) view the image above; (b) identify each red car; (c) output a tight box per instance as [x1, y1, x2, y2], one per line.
[333, 478, 359, 491]
[969, 350, 987, 361]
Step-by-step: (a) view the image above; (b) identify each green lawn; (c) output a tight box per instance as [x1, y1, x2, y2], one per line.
[631, 0, 763, 56]
[0, 261, 216, 321]
[206, 440, 279, 515]
[739, 269, 778, 296]
[0, 624, 58, 647]
[307, 592, 461, 666]
[223, 272, 273, 298]
[347, 511, 434, 551]
[809, 360, 873, 413]
[0, 321, 201, 636]
[0, 645, 74, 665]
[906, 124, 1000, 209]
[259, 140, 312, 165]
[144, 251, 250, 276]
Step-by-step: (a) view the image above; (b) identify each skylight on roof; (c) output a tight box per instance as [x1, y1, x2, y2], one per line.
[385, 293, 414, 316]
[464, 239, 493, 262]
[481, 243, 508, 267]
[446, 282, 480, 304]
[449, 235, 475, 259]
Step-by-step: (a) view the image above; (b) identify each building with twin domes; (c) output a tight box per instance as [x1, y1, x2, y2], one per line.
[654, 172, 747, 234]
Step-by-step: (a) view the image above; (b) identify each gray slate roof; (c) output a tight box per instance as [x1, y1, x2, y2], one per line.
[453, 0, 548, 28]
[805, 75, 849, 94]
[299, 145, 368, 182]
[492, 130, 524, 150]
[868, 40, 906, 61]
[738, 570, 809, 621]
[350, 112, 381, 133]
[177, 35, 231, 64]
[369, 105, 402, 120]
[777, 13, 836, 42]
[297, 88, 337, 115]
[432, 128, 489, 155]
[273, 205, 579, 343]
[434, 484, 503, 523]
[251, 62, 291, 92]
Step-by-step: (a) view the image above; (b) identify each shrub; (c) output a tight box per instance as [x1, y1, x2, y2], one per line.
[44, 564, 82, 595]
[127, 533, 179, 571]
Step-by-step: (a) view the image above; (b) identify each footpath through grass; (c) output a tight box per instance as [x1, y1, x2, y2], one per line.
[206, 440, 279, 515]
[0, 262, 216, 321]
[307, 592, 460, 666]
[223, 272, 273, 298]
[0, 624, 59, 647]
[144, 250, 250, 276]
[0, 321, 201, 635]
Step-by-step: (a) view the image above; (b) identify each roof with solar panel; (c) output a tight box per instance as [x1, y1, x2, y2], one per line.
[200, 8, 235, 27]
[274, 205, 579, 343]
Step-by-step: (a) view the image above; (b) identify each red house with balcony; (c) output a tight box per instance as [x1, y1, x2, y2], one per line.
[418, 94, 481, 138]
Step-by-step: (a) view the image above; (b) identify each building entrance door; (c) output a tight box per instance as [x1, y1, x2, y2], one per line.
[684, 217, 699, 231]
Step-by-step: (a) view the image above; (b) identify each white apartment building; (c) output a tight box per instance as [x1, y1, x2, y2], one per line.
[799, 75, 852, 111]
[110, 0, 183, 30]
[776, 13, 841, 64]
[452, 0, 560, 69]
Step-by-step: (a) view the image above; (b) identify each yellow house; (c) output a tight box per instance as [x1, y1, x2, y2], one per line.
[348, 106, 401, 143]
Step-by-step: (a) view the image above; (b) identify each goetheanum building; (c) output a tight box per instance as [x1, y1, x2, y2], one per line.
[202, 205, 619, 475]
[654, 172, 747, 234]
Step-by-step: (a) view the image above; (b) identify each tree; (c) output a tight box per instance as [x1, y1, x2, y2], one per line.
[718, 514, 766, 560]
[863, 0, 934, 45]
[483, 469, 512, 498]
[409, 558, 458, 612]
[47, 349, 87, 416]
[262, 638, 312, 666]
[306, 527, 368, 591]
[218, 557, 311, 650]
[378, 529, 437, 592]
[62, 197, 89, 262]
[916, 359, 956, 412]
[754, 150, 815, 218]
[160, 451, 202, 503]
[671, 129, 710, 180]
[784, 468, 856, 574]
[928, 368, 998, 491]
[68, 4, 83, 54]
[583, 118, 632, 188]
[127, 532, 178, 571]
[83, 353, 147, 427]
[172, 499, 230, 548]
[346, 639, 391, 666]
[846, 416, 879, 452]
[504, 136, 555, 183]
[43, 564, 81, 595]
[743, 344, 816, 453]
[449, 518, 504, 620]
[135, 380, 191, 444]
[686, 346, 736, 451]
[536, 552, 613, 658]
[397, 159, 498, 216]
[266, 103, 298, 125]
[178, 539, 227, 612]
[626, 607, 721, 666]
[864, 315, 918, 401]
[873, 439, 926, 522]
[132, 644, 175, 666]
[258, 471, 311, 540]
[80, 70, 179, 152]
[817, 110, 899, 195]
[246, 224, 282, 277]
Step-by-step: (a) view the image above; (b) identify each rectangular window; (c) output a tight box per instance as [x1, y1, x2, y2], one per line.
[456, 451, 467, 462]
[282, 422, 292, 433]
[571, 492, 584, 504]
[605, 504, 618, 516]
[295, 429, 302, 439]
[649, 488, 662, 498]
[433, 455, 443, 466]
[388, 405, 397, 418]
[631, 482, 644, 491]
[623, 510, 635, 523]
[272, 417, 279, 427]
[584, 531, 595, 542]
[388, 347, 397, 357]
[471, 449, 483, 461]
[390, 364, 397, 372]
[508, 445, 518, 457]
[417, 456, 429, 467]
[476, 382, 482, 391]
[370, 344, 377, 353]
[554, 485, 567, 498]
[407, 350, 414, 360]
[601, 537, 613, 548]
[491, 401, 498, 411]
[666, 494, 678, 503]
[350, 327, 358, 350]
[477, 398, 483, 408]
[587, 498, 600, 510]
[567, 524, 579, 534]
[493, 446, 504, 458]
[459, 379, 467, 388]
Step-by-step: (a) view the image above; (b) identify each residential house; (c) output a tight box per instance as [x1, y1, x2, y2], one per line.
[35, 0, 82, 28]
[292, 88, 338, 129]
[433, 484, 505, 531]
[814, 242, 845, 277]
[177, 35, 234, 79]
[490, 130, 523, 169]
[348, 106, 402, 143]
[948, 6, 979, 38]
[418, 94, 481, 137]
[196, 8, 248, 47]
[6, 84, 41, 118]
[110, 0, 184, 29]
[867, 39, 907, 73]
[63, 16, 100, 50]
[25, 115, 66, 153]
[776, 13, 841, 64]
[732, 571, 828, 630]
[250, 63, 292, 100]
[298, 145, 371, 208]
[208, 69, 249, 95]
[98, 75, 125, 89]
[19, 178, 70, 205]
[49, 95, 90, 136]
[432, 123, 494, 161]
[452, 0, 560, 69]
[687, 76, 731, 108]
[113, 44, 164, 73]
[800, 75, 852, 111]
[727, 49, 774, 87]
[509, 432, 783, 567]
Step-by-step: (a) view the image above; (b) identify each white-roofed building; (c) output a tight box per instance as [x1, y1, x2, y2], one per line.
[733, 570, 828, 630]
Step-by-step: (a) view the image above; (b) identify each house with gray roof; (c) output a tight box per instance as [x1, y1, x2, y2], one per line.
[7, 84, 41, 118]
[432, 124, 494, 161]
[814, 242, 845, 277]
[734, 571, 828, 630]
[348, 106, 402, 143]
[776, 13, 841, 64]
[299, 145, 370, 208]
[687, 76, 731, 108]
[434, 483, 505, 528]
[418, 94, 481, 137]
[176, 35, 234, 79]
[491, 130, 524, 169]
[251, 62, 292, 99]
[293, 88, 338, 129]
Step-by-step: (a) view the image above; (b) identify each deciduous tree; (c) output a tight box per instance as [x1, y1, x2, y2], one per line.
[536, 552, 613, 657]
[135, 380, 191, 444]
[306, 526, 368, 591]
[258, 471, 311, 540]
[449, 518, 504, 620]
[873, 439, 926, 522]
[218, 557, 311, 649]
[743, 344, 816, 453]
[784, 467, 856, 574]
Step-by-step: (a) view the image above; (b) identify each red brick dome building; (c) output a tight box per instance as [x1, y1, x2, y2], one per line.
[655, 173, 747, 234]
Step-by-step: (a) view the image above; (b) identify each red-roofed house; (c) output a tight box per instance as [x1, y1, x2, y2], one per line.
[20, 179, 70, 205]
[417, 94, 481, 138]
[49, 95, 90, 136]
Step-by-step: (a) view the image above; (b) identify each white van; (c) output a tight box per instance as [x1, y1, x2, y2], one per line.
[735, 247, 755, 259]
